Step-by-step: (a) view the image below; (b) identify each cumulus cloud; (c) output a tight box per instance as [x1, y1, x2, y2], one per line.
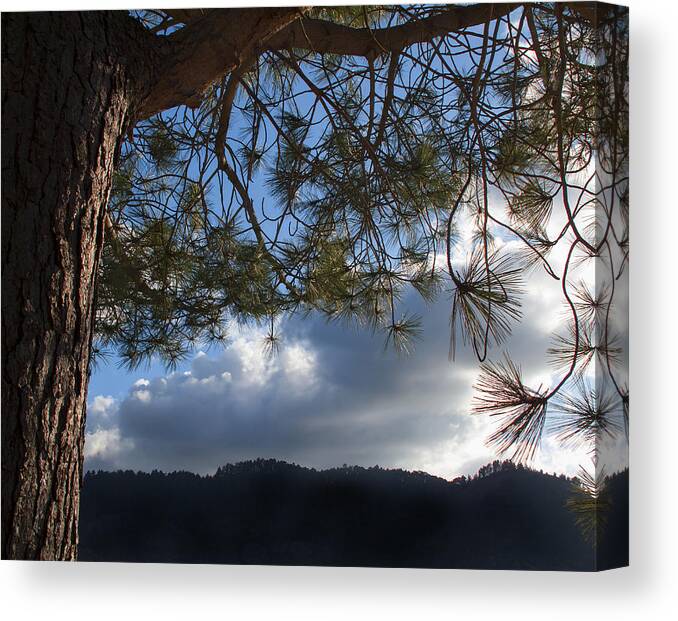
[84, 196, 628, 479]
[84, 427, 134, 461]
[84, 265, 605, 479]
[87, 395, 118, 425]
[83, 394, 134, 467]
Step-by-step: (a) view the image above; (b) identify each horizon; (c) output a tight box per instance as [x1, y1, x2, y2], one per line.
[82, 454, 631, 483]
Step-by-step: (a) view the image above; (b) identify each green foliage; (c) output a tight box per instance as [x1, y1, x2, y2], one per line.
[473, 356, 548, 462]
[146, 124, 180, 171]
[551, 377, 623, 449]
[565, 467, 612, 546]
[383, 312, 423, 356]
[547, 319, 622, 376]
[508, 179, 555, 234]
[450, 248, 523, 360]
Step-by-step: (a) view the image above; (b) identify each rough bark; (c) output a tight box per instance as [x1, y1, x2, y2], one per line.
[1, 11, 150, 560]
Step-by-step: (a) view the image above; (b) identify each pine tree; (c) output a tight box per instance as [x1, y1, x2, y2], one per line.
[1, 4, 628, 559]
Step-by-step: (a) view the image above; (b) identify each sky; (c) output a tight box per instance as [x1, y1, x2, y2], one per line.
[84, 204, 627, 480]
[83, 8, 629, 480]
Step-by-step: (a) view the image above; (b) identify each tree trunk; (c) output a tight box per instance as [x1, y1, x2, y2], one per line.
[1, 11, 147, 560]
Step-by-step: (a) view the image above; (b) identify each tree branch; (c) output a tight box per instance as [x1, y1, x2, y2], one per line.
[135, 3, 611, 123]
[138, 7, 307, 119]
[266, 3, 521, 56]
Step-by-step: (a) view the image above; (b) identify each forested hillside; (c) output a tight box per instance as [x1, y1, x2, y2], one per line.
[79, 460, 628, 570]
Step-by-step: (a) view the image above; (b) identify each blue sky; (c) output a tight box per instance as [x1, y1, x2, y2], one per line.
[84, 6, 629, 479]
[85, 198, 627, 479]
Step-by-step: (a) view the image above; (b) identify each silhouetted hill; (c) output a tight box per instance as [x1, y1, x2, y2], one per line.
[78, 459, 628, 570]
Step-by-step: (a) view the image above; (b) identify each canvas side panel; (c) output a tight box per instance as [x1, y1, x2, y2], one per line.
[593, 2, 629, 571]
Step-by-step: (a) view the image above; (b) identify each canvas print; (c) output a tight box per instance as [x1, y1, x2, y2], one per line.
[1, 3, 628, 570]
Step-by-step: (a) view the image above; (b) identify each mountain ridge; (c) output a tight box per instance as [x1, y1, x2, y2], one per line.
[79, 459, 628, 570]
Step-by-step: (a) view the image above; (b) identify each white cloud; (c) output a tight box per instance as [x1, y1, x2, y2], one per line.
[86, 279, 575, 478]
[88, 395, 118, 421]
[84, 427, 134, 461]
[133, 389, 152, 403]
[86, 394, 120, 436]
[85, 189, 626, 480]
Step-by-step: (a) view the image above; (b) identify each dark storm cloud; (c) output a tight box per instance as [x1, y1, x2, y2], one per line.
[84, 264, 590, 477]
[86, 289, 482, 474]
